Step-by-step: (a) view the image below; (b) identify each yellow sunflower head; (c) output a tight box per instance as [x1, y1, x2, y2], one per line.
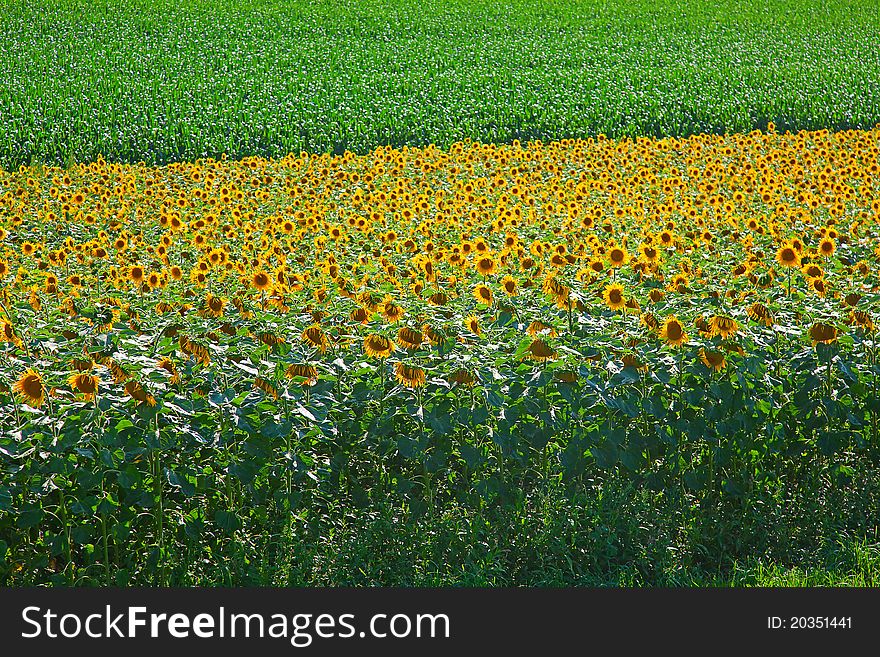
[14, 368, 45, 407]
[474, 284, 493, 305]
[602, 283, 626, 311]
[660, 315, 688, 348]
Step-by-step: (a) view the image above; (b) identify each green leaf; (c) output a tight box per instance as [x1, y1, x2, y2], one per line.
[215, 510, 241, 533]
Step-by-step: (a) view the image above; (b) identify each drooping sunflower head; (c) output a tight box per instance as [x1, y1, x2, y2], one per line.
[364, 333, 395, 358]
[156, 357, 181, 384]
[844, 292, 862, 308]
[850, 310, 874, 332]
[124, 380, 156, 406]
[621, 353, 647, 372]
[527, 320, 557, 337]
[641, 312, 660, 331]
[422, 324, 445, 347]
[397, 326, 424, 350]
[648, 288, 665, 303]
[427, 291, 449, 306]
[68, 372, 99, 398]
[747, 302, 774, 327]
[699, 348, 726, 372]
[350, 307, 370, 324]
[526, 338, 557, 362]
[448, 368, 477, 386]
[394, 362, 426, 388]
[206, 294, 225, 317]
[809, 322, 838, 345]
[301, 324, 329, 353]
[710, 314, 739, 339]
[285, 363, 318, 386]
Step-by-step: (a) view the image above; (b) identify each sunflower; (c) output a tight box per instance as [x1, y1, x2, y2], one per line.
[694, 315, 713, 337]
[809, 322, 838, 345]
[809, 277, 828, 298]
[448, 369, 477, 386]
[500, 275, 518, 296]
[641, 312, 660, 331]
[285, 363, 318, 385]
[364, 333, 395, 358]
[427, 291, 449, 306]
[554, 369, 579, 383]
[397, 326, 424, 350]
[475, 255, 497, 277]
[301, 324, 329, 353]
[775, 245, 800, 268]
[747, 302, 774, 326]
[621, 353, 647, 372]
[850, 310, 874, 332]
[648, 288, 665, 303]
[527, 320, 557, 337]
[844, 292, 862, 308]
[205, 294, 225, 318]
[660, 315, 688, 347]
[0, 320, 18, 344]
[474, 284, 493, 305]
[526, 338, 556, 362]
[252, 270, 271, 291]
[156, 357, 181, 384]
[124, 380, 156, 406]
[381, 296, 405, 323]
[607, 245, 629, 268]
[817, 238, 836, 258]
[394, 362, 426, 388]
[350, 307, 370, 324]
[129, 265, 145, 285]
[602, 283, 626, 311]
[257, 331, 285, 347]
[422, 324, 445, 346]
[14, 368, 45, 407]
[640, 244, 660, 264]
[68, 372, 99, 399]
[710, 315, 739, 339]
[464, 315, 481, 336]
[699, 348, 726, 372]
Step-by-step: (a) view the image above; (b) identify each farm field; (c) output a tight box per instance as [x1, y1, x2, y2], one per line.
[2, 0, 880, 168]
[2, 127, 880, 585]
[2, 0, 880, 588]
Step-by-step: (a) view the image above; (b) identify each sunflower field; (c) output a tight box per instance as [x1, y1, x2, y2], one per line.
[1, 125, 880, 585]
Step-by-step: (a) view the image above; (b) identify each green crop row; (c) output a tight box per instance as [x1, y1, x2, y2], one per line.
[1, 0, 879, 168]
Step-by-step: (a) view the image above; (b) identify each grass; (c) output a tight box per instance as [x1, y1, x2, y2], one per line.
[1, 0, 879, 168]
